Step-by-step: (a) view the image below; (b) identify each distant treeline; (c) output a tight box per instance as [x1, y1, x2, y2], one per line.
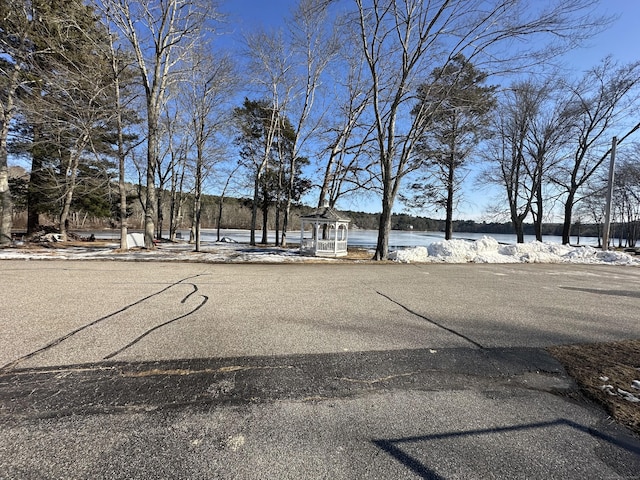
[12, 188, 603, 239]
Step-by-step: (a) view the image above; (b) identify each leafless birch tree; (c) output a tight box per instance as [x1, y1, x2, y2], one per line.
[281, 0, 338, 245]
[317, 20, 375, 208]
[106, 27, 141, 250]
[242, 30, 287, 245]
[102, 0, 214, 248]
[243, 0, 338, 246]
[181, 48, 236, 251]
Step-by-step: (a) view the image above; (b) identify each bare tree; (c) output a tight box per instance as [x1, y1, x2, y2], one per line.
[576, 178, 606, 247]
[350, 0, 606, 259]
[103, 0, 214, 248]
[181, 48, 236, 252]
[483, 78, 572, 242]
[523, 80, 572, 241]
[317, 21, 375, 208]
[483, 84, 541, 242]
[157, 104, 190, 241]
[242, 0, 338, 246]
[241, 27, 287, 245]
[106, 26, 141, 250]
[611, 153, 640, 247]
[551, 58, 640, 244]
[280, 0, 338, 246]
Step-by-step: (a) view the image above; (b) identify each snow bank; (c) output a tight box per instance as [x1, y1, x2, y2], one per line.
[389, 236, 639, 265]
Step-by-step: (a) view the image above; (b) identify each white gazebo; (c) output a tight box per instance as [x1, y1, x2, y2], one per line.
[300, 205, 351, 257]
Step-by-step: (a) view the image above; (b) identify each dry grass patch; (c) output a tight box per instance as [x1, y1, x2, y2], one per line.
[548, 339, 640, 436]
[345, 247, 376, 260]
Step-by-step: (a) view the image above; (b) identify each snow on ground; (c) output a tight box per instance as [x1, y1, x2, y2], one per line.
[0, 235, 638, 265]
[0, 242, 328, 263]
[389, 236, 639, 265]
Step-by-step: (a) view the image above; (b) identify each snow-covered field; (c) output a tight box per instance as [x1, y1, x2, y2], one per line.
[0, 235, 638, 265]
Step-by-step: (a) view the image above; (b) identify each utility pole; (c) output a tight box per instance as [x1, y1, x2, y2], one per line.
[602, 136, 617, 250]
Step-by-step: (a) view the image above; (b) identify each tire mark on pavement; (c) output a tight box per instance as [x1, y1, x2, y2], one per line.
[103, 292, 208, 360]
[1, 274, 208, 372]
[376, 290, 485, 349]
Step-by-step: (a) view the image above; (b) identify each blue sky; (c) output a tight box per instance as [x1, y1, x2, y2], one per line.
[222, 0, 640, 55]
[220, 0, 297, 33]
[221, 0, 640, 70]
[218, 1, 640, 219]
[564, 0, 640, 70]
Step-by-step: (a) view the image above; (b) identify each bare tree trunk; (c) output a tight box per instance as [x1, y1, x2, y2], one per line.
[0, 163, 11, 246]
[0, 64, 19, 246]
[118, 146, 128, 250]
[445, 155, 455, 241]
[169, 163, 178, 241]
[156, 187, 164, 240]
[194, 146, 203, 252]
[59, 198, 72, 240]
[276, 153, 284, 246]
[261, 183, 269, 245]
[144, 111, 158, 248]
[318, 146, 338, 208]
[514, 218, 525, 244]
[250, 173, 260, 246]
[533, 186, 543, 242]
[216, 198, 223, 242]
[445, 186, 454, 241]
[59, 152, 82, 241]
[562, 191, 575, 245]
[281, 157, 294, 247]
[374, 190, 393, 261]
[26, 127, 44, 235]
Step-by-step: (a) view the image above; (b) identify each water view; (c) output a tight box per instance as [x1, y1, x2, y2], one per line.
[91, 228, 600, 249]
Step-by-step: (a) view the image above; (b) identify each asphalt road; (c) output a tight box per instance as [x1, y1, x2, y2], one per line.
[1, 260, 639, 479]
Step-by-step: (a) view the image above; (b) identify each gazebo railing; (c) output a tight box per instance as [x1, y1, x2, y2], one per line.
[301, 238, 315, 251]
[300, 238, 348, 255]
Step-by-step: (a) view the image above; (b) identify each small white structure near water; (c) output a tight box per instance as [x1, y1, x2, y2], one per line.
[299, 205, 351, 257]
[126, 232, 145, 248]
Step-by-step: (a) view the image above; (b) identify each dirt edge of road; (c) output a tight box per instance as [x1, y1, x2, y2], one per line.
[548, 339, 640, 437]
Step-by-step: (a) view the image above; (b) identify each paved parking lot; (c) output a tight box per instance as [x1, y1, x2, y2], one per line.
[1, 260, 639, 478]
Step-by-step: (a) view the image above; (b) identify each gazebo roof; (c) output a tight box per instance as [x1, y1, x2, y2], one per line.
[300, 205, 351, 223]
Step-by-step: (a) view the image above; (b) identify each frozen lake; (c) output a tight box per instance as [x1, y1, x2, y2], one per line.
[90, 228, 600, 249]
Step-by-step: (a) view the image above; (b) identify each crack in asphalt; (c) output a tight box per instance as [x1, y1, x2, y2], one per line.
[376, 291, 485, 349]
[1, 274, 209, 373]
[119, 365, 295, 378]
[337, 371, 421, 385]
